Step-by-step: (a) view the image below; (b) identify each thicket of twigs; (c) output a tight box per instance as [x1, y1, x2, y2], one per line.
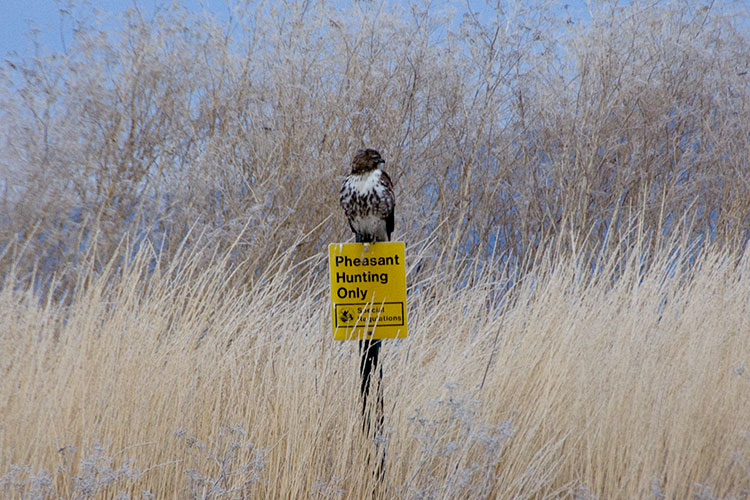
[1, 0, 748, 287]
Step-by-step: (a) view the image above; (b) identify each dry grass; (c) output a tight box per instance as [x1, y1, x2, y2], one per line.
[1, 230, 749, 499]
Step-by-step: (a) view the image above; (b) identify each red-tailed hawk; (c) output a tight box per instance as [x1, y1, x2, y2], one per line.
[339, 148, 395, 243]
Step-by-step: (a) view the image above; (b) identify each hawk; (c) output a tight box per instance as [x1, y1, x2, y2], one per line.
[339, 148, 394, 243]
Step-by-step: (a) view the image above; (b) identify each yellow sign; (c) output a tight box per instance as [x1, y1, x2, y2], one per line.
[329, 242, 408, 340]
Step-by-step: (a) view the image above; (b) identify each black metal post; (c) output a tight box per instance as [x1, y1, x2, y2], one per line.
[359, 338, 384, 435]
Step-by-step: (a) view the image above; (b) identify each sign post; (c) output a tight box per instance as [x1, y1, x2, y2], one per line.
[329, 241, 408, 441]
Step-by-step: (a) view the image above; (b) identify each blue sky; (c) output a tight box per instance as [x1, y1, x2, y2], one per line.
[2, 1, 592, 58]
[1, 0, 228, 57]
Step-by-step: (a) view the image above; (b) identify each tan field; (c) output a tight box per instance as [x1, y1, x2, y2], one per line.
[2, 230, 749, 499]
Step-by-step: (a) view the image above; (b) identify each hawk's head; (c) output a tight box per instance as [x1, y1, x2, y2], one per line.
[351, 148, 385, 175]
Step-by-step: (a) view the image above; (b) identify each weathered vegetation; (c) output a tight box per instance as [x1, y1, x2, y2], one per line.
[1, 1, 749, 498]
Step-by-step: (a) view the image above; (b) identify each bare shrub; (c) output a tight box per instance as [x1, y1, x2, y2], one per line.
[1, 0, 748, 291]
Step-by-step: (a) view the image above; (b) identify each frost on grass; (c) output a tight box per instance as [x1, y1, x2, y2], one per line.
[1, 430, 266, 499]
[0, 465, 53, 500]
[571, 485, 598, 500]
[69, 442, 141, 498]
[403, 383, 514, 499]
[1, 442, 141, 500]
[310, 475, 346, 499]
[176, 424, 267, 499]
[691, 483, 747, 500]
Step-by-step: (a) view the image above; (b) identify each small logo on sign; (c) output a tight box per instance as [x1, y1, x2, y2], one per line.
[339, 309, 354, 324]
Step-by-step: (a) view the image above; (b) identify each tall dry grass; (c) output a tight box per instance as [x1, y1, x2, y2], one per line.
[1, 229, 749, 499]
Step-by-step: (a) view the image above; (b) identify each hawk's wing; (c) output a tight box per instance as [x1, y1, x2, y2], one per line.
[380, 170, 395, 241]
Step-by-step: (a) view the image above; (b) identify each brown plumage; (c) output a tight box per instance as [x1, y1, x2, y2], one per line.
[339, 148, 395, 243]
